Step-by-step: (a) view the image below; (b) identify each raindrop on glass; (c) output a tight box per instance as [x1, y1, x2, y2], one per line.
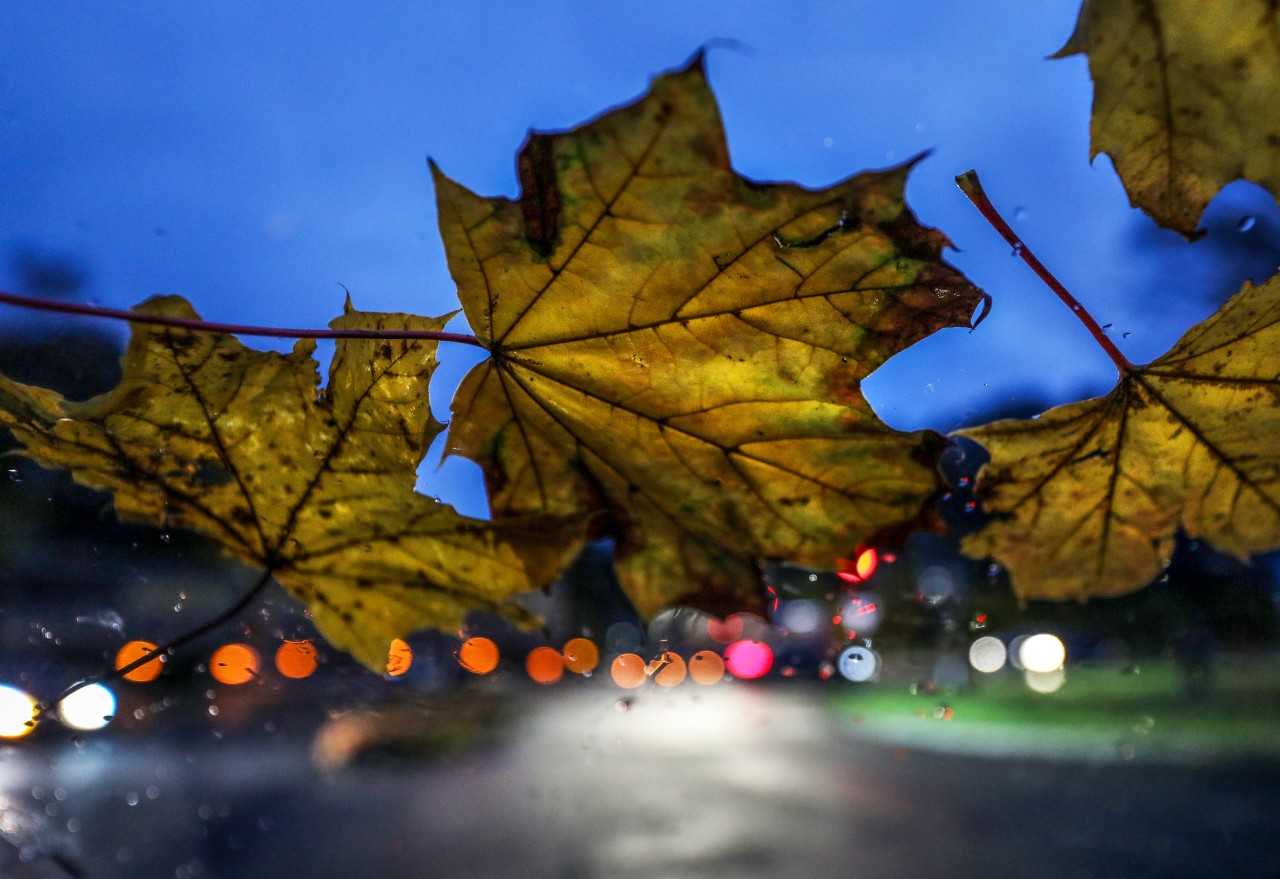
[124, 791, 139, 806]
[1238, 215, 1257, 232]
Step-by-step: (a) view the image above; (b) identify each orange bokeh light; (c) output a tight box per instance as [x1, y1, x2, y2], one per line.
[210, 643, 260, 685]
[836, 547, 878, 584]
[386, 638, 413, 677]
[610, 653, 647, 689]
[562, 638, 599, 674]
[688, 650, 725, 685]
[648, 651, 687, 687]
[525, 646, 564, 685]
[274, 640, 318, 679]
[115, 640, 164, 683]
[458, 636, 500, 674]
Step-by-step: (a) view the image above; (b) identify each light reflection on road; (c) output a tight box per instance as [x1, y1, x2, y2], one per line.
[0, 683, 1277, 879]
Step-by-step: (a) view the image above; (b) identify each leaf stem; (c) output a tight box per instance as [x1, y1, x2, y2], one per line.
[0, 289, 485, 348]
[955, 171, 1134, 376]
[44, 567, 276, 712]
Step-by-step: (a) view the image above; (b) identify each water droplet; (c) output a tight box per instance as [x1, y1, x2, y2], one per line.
[74, 610, 123, 631]
[125, 791, 139, 806]
[1238, 215, 1257, 232]
[6, 468, 21, 483]
[1010, 243, 1024, 257]
[208, 705, 220, 716]
[159, 533, 171, 544]
[1014, 206, 1028, 221]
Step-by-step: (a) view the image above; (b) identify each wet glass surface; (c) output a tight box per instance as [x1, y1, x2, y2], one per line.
[4, 3, 1280, 877]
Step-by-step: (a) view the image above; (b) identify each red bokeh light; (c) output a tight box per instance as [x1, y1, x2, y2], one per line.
[724, 640, 773, 680]
[836, 548, 878, 584]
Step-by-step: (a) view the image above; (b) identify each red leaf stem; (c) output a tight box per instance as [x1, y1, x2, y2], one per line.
[956, 171, 1134, 376]
[0, 289, 484, 348]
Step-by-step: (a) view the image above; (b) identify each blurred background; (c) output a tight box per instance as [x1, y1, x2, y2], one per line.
[2, 4, 1280, 878]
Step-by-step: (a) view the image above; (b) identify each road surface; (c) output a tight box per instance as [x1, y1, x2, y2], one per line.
[1, 684, 1277, 878]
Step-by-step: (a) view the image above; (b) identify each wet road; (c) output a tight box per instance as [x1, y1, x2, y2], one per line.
[2, 684, 1278, 878]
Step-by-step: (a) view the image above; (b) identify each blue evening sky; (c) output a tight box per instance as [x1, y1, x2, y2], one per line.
[3, 2, 1278, 517]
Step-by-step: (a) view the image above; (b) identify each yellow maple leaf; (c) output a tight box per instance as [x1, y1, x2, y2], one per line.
[437, 58, 987, 615]
[958, 277, 1280, 601]
[0, 296, 564, 670]
[1055, 0, 1280, 235]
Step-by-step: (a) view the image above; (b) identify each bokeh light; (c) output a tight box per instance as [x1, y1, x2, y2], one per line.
[1008, 635, 1029, 670]
[837, 645, 879, 682]
[275, 640, 318, 679]
[211, 643, 261, 685]
[1025, 667, 1066, 693]
[916, 565, 956, 604]
[0, 685, 37, 738]
[525, 646, 564, 685]
[610, 653, 647, 688]
[386, 638, 413, 677]
[648, 651, 687, 687]
[838, 592, 882, 635]
[458, 636, 500, 675]
[836, 547, 878, 583]
[968, 636, 1008, 673]
[688, 650, 725, 685]
[562, 638, 599, 674]
[1018, 633, 1066, 673]
[707, 614, 745, 644]
[724, 640, 773, 680]
[115, 640, 163, 682]
[777, 600, 824, 635]
[605, 621, 643, 653]
[57, 683, 116, 731]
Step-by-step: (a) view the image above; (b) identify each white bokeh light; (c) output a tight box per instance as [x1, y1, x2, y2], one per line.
[968, 636, 1008, 673]
[837, 646, 879, 682]
[1018, 634, 1066, 674]
[1025, 667, 1066, 693]
[778, 600, 824, 635]
[0, 684, 38, 738]
[57, 683, 117, 731]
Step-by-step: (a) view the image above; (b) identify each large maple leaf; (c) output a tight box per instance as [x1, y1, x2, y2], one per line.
[958, 277, 1280, 601]
[0, 296, 563, 670]
[1056, 0, 1280, 236]
[438, 58, 987, 615]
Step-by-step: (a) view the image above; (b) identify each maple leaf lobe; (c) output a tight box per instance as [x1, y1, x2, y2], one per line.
[1057, 0, 1280, 235]
[438, 59, 986, 615]
[959, 277, 1280, 601]
[0, 296, 563, 670]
